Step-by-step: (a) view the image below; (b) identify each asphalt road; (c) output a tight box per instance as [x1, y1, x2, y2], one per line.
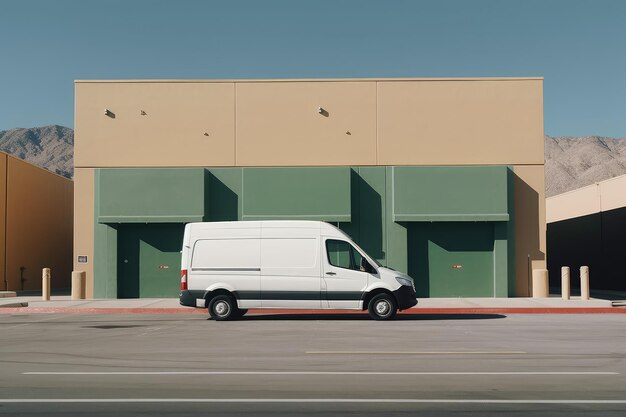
[1, 312, 625, 416]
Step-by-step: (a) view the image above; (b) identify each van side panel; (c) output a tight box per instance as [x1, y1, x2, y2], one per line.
[193, 239, 260, 269]
[260, 226, 322, 308]
[187, 226, 262, 308]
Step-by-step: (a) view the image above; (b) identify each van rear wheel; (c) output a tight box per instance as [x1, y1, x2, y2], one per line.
[368, 293, 397, 320]
[208, 295, 235, 321]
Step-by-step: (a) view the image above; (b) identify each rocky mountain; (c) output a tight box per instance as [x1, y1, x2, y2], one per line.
[0, 125, 73, 178]
[545, 136, 626, 197]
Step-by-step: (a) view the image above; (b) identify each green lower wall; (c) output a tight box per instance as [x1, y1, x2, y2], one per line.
[94, 166, 516, 299]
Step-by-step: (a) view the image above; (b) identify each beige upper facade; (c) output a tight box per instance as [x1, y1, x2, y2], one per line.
[546, 173, 626, 223]
[75, 78, 544, 169]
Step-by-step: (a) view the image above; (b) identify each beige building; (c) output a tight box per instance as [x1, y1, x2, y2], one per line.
[74, 77, 545, 299]
[1, 153, 73, 292]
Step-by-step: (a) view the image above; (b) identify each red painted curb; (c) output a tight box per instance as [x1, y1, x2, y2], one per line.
[0, 307, 205, 314]
[0, 307, 623, 315]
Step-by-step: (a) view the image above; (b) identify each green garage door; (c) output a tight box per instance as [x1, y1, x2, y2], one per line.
[408, 222, 495, 297]
[117, 223, 184, 298]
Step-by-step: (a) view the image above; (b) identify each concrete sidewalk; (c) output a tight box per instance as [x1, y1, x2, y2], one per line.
[0, 294, 623, 314]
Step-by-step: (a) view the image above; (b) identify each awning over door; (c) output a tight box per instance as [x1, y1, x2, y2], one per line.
[242, 167, 351, 222]
[96, 168, 205, 223]
[392, 166, 510, 222]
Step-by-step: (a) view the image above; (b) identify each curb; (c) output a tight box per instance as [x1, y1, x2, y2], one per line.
[0, 291, 17, 298]
[0, 307, 624, 315]
[0, 302, 29, 308]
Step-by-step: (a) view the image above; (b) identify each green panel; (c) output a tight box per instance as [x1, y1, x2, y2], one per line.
[494, 222, 508, 297]
[97, 168, 205, 223]
[93, 223, 118, 298]
[93, 173, 118, 298]
[408, 222, 495, 297]
[393, 166, 509, 221]
[242, 167, 351, 221]
[386, 167, 408, 273]
[117, 223, 184, 298]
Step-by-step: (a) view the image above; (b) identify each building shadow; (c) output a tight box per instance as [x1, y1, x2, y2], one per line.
[205, 170, 238, 221]
[513, 173, 544, 296]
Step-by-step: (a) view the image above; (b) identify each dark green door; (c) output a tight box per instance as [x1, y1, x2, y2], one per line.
[117, 223, 184, 298]
[408, 222, 495, 297]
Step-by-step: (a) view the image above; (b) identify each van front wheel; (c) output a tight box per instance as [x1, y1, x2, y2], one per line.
[208, 295, 235, 321]
[368, 293, 397, 320]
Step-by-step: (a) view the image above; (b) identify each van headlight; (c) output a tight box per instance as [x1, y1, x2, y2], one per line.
[395, 277, 414, 288]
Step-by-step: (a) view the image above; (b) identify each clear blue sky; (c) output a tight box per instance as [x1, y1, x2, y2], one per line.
[1, 0, 624, 137]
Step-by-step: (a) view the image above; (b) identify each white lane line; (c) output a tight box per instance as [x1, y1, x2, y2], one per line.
[2, 398, 626, 404]
[22, 371, 619, 376]
[306, 351, 528, 355]
[136, 327, 163, 337]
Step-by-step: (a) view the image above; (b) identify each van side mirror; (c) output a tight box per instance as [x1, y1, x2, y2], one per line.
[360, 257, 375, 274]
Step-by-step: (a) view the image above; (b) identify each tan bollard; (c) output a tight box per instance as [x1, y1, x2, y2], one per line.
[580, 266, 590, 300]
[532, 269, 549, 298]
[71, 271, 86, 300]
[42, 268, 51, 301]
[561, 266, 570, 300]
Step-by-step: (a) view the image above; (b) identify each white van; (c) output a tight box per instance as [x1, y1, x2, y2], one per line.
[179, 221, 417, 320]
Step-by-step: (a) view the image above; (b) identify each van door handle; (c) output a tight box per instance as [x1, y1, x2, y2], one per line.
[326, 272, 336, 276]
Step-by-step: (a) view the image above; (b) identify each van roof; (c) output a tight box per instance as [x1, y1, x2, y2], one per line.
[186, 220, 349, 237]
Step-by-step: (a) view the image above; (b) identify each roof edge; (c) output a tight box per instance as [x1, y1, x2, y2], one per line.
[75, 77, 544, 84]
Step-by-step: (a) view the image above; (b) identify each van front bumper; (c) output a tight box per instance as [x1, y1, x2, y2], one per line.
[393, 286, 418, 310]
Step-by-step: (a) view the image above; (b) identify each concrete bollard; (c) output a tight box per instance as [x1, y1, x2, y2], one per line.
[42, 268, 51, 301]
[532, 269, 549, 298]
[561, 266, 570, 300]
[580, 266, 590, 300]
[71, 271, 86, 300]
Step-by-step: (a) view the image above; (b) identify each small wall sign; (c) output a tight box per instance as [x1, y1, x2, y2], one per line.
[78, 256, 88, 263]
[159, 266, 170, 269]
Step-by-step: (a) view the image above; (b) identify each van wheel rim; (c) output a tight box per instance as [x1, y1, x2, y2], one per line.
[375, 300, 390, 315]
[215, 301, 230, 316]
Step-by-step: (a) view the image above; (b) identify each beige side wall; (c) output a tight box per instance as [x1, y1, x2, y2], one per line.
[73, 168, 95, 298]
[5, 157, 73, 291]
[513, 165, 547, 296]
[0, 154, 6, 290]
[546, 174, 626, 224]
[599, 174, 626, 212]
[377, 80, 544, 165]
[546, 185, 601, 223]
[75, 82, 236, 168]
